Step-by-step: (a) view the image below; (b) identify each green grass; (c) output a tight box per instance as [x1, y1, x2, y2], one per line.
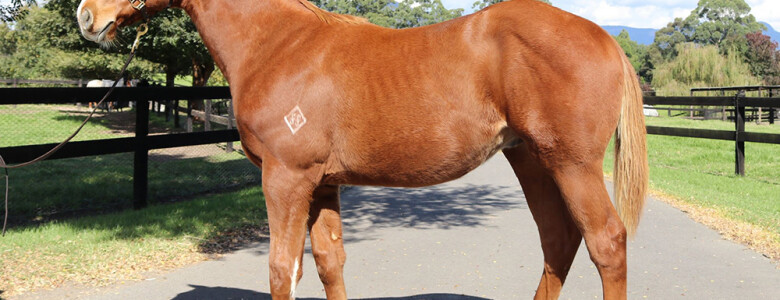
[6, 152, 260, 222]
[0, 105, 128, 147]
[0, 187, 267, 296]
[604, 117, 780, 239]
[645, 113, 780, 134]
[1, 104, 257, 223]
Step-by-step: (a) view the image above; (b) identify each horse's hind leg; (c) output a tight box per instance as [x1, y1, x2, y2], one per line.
[504, 146, 582, 299]
[262, 160, 314, 299]
[549, 161, 627, 300]
[308, 185, 347, 299]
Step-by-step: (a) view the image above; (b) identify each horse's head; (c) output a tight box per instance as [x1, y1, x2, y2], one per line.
[77, 0, 171, 45]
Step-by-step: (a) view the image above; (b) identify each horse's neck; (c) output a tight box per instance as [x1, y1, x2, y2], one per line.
[180, 0, 316, 86]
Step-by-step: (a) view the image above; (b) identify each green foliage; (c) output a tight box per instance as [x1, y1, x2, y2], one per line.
[0, 0, 36, 22]
[651, 0, 765, 63]
[652, 16, 697, 60]
[693, 0, 765, 46]
[613, 29, 651, 82]
[313, 0, 463, 28]
[0, 6, 159, 80]
[744, 31, 780, 85]
[394, 0, 464, 28]
[652, 43, 760, 95]
[472, 0, 550, 10]
[134, 8, 214, 86]
[45, 0, 212, 86]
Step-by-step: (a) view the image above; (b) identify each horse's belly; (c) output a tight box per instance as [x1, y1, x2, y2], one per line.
[334, 124, 520, 187]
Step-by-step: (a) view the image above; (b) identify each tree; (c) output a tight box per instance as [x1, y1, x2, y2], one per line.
[0, 0, 36, 22]
[393, 0, 464, 28]
[313, 0, 463, 28]
[652, 16, 697, 61]
[692, 0, 764, 46]
[472, 0, 550, 11]
[652, 43, 760, 95]
[651, 0, 765, 62]
[744, 31, 780, 84]
[0, 6, 158, 80]
[45, 0, 212, 87]
[613, 30, 651, 82]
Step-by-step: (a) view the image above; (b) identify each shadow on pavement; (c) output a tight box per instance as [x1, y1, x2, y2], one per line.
[337, 183, 526, 243]
[172, 284, 491, 300]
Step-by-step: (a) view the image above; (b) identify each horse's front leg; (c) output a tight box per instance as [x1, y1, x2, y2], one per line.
[262, 158, 317, 299]
[308, 185, 347, 299]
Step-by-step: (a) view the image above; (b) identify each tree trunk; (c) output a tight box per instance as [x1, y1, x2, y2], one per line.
[166, 69, 176, 87]
[190, 58, 215, 111]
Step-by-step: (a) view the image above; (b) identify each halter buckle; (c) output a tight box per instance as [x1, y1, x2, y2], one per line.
[128, 0, 146, 11]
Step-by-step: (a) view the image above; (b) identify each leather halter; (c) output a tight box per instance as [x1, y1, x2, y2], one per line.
[128, 0, 174, 21]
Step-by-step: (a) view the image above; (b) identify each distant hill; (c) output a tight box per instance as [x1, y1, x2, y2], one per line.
[602, 26, 657, 45]
[760, 22, 780, 47]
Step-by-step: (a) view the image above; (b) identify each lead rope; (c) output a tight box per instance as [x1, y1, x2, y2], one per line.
[0, 24, 148, 236]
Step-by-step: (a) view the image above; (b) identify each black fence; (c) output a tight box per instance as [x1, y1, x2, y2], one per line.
[1, 78, 87, 87]
[645, 94, 780, 176]
[1, 87, 238, 210]
[1, 87, 778, 216]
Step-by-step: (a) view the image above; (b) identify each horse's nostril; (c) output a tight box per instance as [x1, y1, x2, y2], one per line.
[80, 8, 94, 31]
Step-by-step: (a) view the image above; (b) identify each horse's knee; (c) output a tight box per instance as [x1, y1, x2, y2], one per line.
[268, 257, 301, 293]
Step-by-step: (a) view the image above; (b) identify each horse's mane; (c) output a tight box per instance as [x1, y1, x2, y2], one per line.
[297, 0, 369, 24]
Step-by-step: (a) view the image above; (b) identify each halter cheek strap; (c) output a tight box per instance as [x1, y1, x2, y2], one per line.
[128, 0, 150, 21]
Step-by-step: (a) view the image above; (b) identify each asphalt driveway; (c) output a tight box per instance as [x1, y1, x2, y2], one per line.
[15, 156, 780, 299]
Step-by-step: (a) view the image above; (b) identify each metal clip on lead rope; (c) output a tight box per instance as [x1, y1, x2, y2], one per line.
[132, 23, 149, 53]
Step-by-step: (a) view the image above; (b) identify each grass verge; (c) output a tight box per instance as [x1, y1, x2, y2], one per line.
[0, 187, 267, 297]
[605, 117, 780, 262]
[6, 151, 259, 223]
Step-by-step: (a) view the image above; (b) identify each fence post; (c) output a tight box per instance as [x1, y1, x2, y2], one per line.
[226, 99, 235, 153]
[689, 90, 695, 118]
[721, 90, 727, 122]
[770, 89, 775, 125]
[134, 99, 150, 209]
[174, 100, 181, 128]
[205, 99, 212, 131]
[186, 100, 193, 133]
[734, 91, 746, 176]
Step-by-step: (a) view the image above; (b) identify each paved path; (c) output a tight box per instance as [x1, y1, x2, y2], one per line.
[19, 156, 779, 299]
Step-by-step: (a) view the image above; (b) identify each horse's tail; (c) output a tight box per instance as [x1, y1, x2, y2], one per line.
[613, 51, 649, 238]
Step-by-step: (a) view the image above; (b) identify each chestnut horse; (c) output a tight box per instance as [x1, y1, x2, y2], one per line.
[77, 0, 648, 299]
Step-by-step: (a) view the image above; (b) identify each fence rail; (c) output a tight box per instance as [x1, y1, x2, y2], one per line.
[1, 88, 778, 212]
[645, 94, 780, 175]
[1, 87, 234, 209]
[1, 78, 85, 87]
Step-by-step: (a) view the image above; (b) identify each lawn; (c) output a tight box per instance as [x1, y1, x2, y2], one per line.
[604, 117, 780, 244]
[0, 104, 258, 223]
[0, 104, 130, 147]
[0, 187, 267, 296]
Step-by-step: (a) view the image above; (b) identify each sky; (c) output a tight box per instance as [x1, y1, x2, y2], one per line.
[1, 0, 778, 30]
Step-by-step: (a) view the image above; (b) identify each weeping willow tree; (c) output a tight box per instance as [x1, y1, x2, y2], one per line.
[652, 43, 760, 96]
